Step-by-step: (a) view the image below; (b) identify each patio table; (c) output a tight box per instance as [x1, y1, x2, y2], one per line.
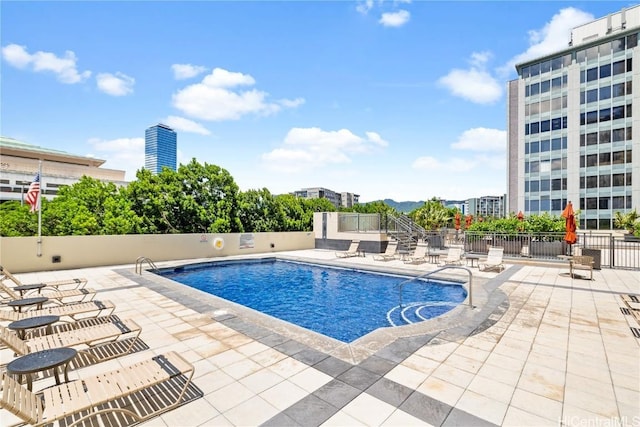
[7, 347, 77, 391]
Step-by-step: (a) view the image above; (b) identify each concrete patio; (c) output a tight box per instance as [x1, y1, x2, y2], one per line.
[1, 249, 639, 426]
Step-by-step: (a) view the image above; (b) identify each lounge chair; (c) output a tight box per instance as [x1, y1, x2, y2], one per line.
[24, 315, 124, 339]
[0, 279, 96, 305]
[0, 265, 87, 289]
[439, 247, 463, 266]
[373, 241, 399, 261]
[0, 300, 116, 323]
[404, 243, 429, 264]
[336, 240, 361, 258]
[0, 351, 195, 426]
[1, 317, 141, 357]
[479, 247, 505, 272]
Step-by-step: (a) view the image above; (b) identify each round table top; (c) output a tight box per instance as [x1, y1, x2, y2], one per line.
[7, 296, 49, 307]
[8, 315, 60, 331]
[14, 283, 47, 292]
[7, 347, 77, 375]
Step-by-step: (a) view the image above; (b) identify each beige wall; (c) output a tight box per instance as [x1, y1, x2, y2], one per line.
[0, 232, 315, 273]
[313, 212, 386, 241]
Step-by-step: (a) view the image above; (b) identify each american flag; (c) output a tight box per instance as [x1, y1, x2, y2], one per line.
[25, 172, 40, 213]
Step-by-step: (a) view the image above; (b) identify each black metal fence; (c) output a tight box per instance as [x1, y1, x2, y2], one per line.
[461, 231, 640, 270]
[334, 213, 640, 270]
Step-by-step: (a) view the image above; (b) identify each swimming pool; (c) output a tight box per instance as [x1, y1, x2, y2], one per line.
[162, 259, 466, 343]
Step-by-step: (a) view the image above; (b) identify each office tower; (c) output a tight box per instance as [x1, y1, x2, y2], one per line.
[507, 6, 639, 229]
[145, 124, 177, 174]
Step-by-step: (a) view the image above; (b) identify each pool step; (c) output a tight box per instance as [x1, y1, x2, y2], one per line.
[386, 302, 458, 327]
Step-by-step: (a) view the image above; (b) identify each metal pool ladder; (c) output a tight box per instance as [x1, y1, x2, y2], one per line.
[135, 256, 158, 275]
[398, 265, 474, 309]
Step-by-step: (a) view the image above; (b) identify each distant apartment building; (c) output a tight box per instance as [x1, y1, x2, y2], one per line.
[293, 187, 360, 209]
[0, 136, 126, 203]
[145, 124, 177, 174]
[467, 195, 506, 218]
[443, 200, 466, 214]
[340, 192, 359, 209]
[507, 5, 639, 229]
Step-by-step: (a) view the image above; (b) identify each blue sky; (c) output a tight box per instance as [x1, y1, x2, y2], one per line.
[2, 1, 634, 202]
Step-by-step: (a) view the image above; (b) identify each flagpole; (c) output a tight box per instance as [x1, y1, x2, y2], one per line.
[37, 160, 42, 257]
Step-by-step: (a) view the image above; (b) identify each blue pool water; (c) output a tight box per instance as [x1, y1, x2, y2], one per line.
[162, 259, 466, 343]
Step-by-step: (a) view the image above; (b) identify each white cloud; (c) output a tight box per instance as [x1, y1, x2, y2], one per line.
[1, 43, 91, 84]
[278, 97, 306, 108]
[203, 68, 255, 88]
[171, 63, 208, 80]
[365, 131, 388, 147]
[438, 51, 502, 104]
[87, 137, 144, 180]
[450, 128, 506, 152]
[96, 72, 135, 96]
[356, 0, 374, 14]
[379, 10, 410, 27]
[163, 116, 211, 135]
[499, 7, 594, 76]
[261, 127, 388, 173]
[172, 67, 303, 121]
[412, 127, 506, 182]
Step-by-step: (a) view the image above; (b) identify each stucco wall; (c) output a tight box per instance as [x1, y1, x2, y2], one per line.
[0, 232, 315, 273]
[313, 212, 386, 253]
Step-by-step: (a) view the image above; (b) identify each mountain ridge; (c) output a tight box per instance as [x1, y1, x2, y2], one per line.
[380, 199, 425, 213]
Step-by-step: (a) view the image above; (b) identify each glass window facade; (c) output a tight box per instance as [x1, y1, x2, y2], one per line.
[518, 29, 637, 229]
[145, 124, 177, 174]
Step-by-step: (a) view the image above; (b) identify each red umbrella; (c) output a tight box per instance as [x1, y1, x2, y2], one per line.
[465, 215, 473, 229]
[454, 213, 461, 230]
[561, 201, 577, 245]
[517, 210, 525, 231]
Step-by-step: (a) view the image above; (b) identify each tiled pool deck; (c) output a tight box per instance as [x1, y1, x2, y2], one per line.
[2, 249, 639, 426]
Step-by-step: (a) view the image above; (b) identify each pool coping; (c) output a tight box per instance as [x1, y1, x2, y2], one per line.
[124, 253, 513, 365]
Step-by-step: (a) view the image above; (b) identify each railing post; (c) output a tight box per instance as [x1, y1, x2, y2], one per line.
[610, 233, 615, 268]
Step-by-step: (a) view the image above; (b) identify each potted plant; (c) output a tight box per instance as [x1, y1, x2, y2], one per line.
[614, 210, 640, 242]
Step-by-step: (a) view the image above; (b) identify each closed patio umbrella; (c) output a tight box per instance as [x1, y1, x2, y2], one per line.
[465, 214, 473, 229]
[454, 213, 461, 230]
[561, 201, 577, 254]
[517, 211, 525, 232]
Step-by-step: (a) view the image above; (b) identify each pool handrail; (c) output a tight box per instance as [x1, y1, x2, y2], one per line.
[135, 256, 159, 275]
[397, 265, 474, 309]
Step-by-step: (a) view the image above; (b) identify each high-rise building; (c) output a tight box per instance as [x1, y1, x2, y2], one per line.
[507, 6, 639, 229]
[145, 124, 177, 174]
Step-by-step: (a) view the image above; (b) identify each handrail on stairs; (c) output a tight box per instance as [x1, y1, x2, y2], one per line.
[397, 265, 474, 309]
[135, 256, 158, 275]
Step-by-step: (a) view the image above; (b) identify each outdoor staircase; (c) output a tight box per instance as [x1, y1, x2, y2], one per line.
[385, 214, 430, 251]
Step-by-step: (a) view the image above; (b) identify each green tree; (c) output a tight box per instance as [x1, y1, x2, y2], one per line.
[409, 198, 451, 230]
[0, 201, 38, 236]
[42, 176, 141, 235]
[274, 194, 308, 231]
[125, 160, 242, 233]
[349, 200, 397, 215]
[238, 188, 286, 232]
